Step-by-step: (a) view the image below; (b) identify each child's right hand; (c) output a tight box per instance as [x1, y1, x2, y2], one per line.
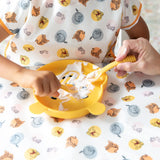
[15, 68, 61, 97]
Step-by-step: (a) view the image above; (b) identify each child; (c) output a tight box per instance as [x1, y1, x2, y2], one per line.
[0, 0, 149, 97]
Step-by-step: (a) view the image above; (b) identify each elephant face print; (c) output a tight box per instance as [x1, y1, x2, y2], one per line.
[32, 6, 40, 16]
[72, 30, 85, 42]
[10, 132, 24, 147]
[107, 83, 120, 93]
[110, 0, 121, 11]
[110, 122, 123, 137]
[55, 30, 67, 43]
[80, 146, 97, 159]
[141, 79, 155, 87]
[20, 0, 30, 10]
[72, 9, 84, 25]
[5, 12, 17, 23]
[126, 105, 140, 117]
[17, 89, 30, 100]
[91, 47, 102, 58]
[90, 29, 103, 41]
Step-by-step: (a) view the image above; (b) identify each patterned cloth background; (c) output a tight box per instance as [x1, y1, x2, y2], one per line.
[0, 1, 160, 160]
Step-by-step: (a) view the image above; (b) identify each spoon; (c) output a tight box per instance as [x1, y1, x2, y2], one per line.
[87, 55, 136, 81]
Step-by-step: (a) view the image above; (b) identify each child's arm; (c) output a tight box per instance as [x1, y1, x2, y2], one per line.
[0, 24, 60, 97]
[125, 16, 150, 40]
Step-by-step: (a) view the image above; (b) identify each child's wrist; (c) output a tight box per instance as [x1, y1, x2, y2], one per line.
[13, 67, 28, 83]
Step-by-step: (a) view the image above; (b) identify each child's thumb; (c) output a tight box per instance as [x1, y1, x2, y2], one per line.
[116, 62, 136, 72]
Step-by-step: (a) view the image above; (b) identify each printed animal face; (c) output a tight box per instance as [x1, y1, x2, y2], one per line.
[5, 12, 17, 23]
[32, 6, 40, 16]
[110, 0, 121, 10]
[91, 47, 102, 58]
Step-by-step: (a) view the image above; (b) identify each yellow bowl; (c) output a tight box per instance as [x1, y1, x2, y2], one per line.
[29, 59, 108, 119]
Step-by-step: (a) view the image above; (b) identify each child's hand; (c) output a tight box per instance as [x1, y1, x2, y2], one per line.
[15, 68, 61, 97]
[115, 38, 160, 76]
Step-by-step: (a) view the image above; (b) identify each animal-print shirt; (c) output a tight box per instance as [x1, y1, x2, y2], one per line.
[0, 0, 141, 66]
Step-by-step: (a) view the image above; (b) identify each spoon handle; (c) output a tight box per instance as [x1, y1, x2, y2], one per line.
[100, 55, 136, 74]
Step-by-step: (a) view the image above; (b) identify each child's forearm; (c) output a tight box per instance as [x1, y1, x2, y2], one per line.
[0, 55, 25, 82]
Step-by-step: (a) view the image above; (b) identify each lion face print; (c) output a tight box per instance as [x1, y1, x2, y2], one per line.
[72, 30, 85, 42]
[5, 12, 17, 23]
[110, 0, 121, 11]
[32, 6, 40, 17]
[91, 47, 102, 58]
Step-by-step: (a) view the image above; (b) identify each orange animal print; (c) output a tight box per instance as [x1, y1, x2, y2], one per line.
[10, 41, 17, 53]
[0, 151, 13, 160]
[0, 106, 5, 113]
[72, 30, 85, 42]
[91, 47, 102, 58]
[51, 117, 64, 123]
[78, 0, 89, 6]
[140, 154, 152, 160]
[32, 6, 40, 17]
[146, 103, 159, 114]
[10, 82, 19, 87]
[125, 81, 136, 92]
[10, 118, 25, 128]
[66, 136, 78, 147]
[110, 0, 121, 11]
[107, 108, 121, 117]
[105, 141, 119, 153]
[35, 34, 49, 45]
[5, 12, 17, 23]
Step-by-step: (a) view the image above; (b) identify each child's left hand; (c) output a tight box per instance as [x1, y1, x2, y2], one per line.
[14, 68, 61, 97]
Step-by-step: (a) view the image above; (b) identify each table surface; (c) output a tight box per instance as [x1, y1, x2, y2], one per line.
[0, 65, 160, 160]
